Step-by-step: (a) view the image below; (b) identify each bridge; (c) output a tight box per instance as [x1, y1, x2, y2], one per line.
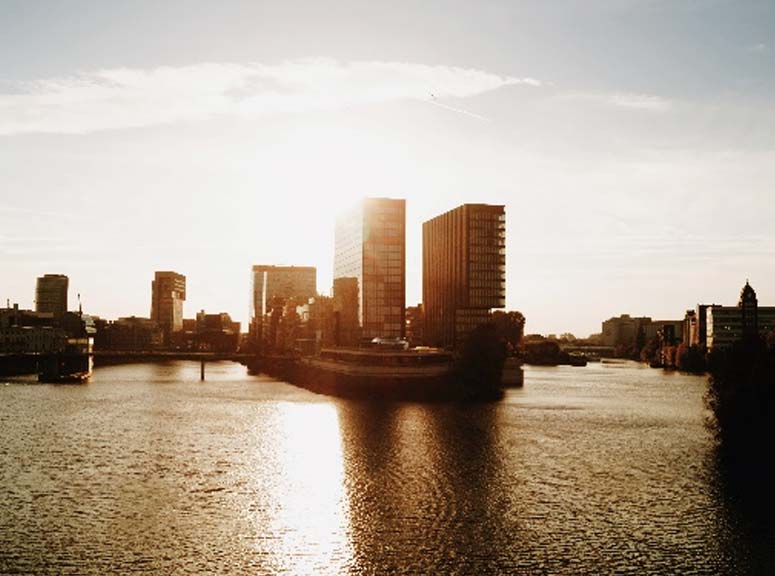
[91, 350, 255, 362]
[0, 351, 258, 380]
[558, 345, 616, 357]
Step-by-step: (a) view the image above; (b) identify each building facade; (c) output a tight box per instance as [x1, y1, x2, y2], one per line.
[195, 310, 241, 352]
[333, 276, 360, 346]
[683, 304, 717, 348]
[151, 271, 186, 345]
[601, 315, 652, 348]
[645, 320, 684, 344]
[422, 203, 506, 349]
[334, 198, 406, 340]
[35, 274, 68, 317]
[405, 304, 425, 347]
[250, 265, 317, 349]
[705, 282, 775, 350]
[251, 265, 317, 320]
[94, 316, 162, 351]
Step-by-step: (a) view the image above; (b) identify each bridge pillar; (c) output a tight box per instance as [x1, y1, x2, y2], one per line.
[200, 359, 205, 381]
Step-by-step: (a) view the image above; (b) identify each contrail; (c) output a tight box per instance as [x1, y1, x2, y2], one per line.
[423, 98, 491, 122]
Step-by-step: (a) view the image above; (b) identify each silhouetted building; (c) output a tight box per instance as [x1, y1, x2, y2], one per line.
[684, 304, 716, 349]
[297, 296, 336, 353]
[645, 320, 684, 343]
[706, 281, 775, 350]
[35, 274, 68, 317]
[332, 277, 360, 346]
[740, 281, 758, 338]
[405, 304, 425, 346]
[151, 271, 186, 346]
[601, 315, 652, 348]
[250, 265, 317, 349]
[423, 204, 505, 349]
[334, 198, 406, 340]
[94, 316, 162, 351]
[1, 302, 93, 355]
[0, 303, 65, 353]
[195, 310, 240, 352]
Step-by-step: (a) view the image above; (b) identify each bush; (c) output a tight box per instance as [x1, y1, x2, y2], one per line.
[706, 337, 775, 471]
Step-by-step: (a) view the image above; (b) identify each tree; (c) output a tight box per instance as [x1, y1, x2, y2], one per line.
[676, 343, 706, 373]
[491, 310, 525, 353]
[706, 337, 775, 473]
[639, 338, 660, 363]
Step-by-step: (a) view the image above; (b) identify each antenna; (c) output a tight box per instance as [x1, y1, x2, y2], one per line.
[78, 293, 82, 316]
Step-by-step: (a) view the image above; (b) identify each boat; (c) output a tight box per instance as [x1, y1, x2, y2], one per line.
[567, 353, 588, 367]
[37, 312, 95, 383]
[39, 370, 91, 384]
[38, 351, 93, 383]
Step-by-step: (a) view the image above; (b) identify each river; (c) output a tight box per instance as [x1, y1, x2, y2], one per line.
[1, 361, 773, 574]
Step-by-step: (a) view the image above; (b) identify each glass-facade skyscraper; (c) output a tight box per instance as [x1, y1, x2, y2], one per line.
[334, 198, 406, 340]
[251, 265, 317, 321]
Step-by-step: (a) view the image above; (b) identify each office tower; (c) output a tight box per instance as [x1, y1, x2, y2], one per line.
[151, 271, 186, 344]
[35, 274, 69, 317]
[423, 204, 506, 348]
[251, 265, 317, 320]
[334, 197, 406, 340]
[250, 265, 317, 347]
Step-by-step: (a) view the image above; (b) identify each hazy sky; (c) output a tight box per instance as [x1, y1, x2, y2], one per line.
[1, 0, 774, 336]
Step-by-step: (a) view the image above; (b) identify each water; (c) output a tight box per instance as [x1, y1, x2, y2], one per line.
[1, 361, 773, 574]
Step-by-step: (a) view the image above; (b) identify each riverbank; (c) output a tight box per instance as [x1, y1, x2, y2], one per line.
[250, 350, 512, 402]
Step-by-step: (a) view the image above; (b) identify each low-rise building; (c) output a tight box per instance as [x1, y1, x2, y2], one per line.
[195, 311, 240, 352]
[601, 315, 652, 348]
[94, 316, 162, 351]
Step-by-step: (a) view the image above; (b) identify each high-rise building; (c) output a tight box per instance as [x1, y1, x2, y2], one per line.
[251, 265, 317, 320]
[151, 271, 186, 345]
[423, 204, 505, 348]
[35, 274, 69, 317]
[250, 265, 317, 349]
[334, 197, 406, 340]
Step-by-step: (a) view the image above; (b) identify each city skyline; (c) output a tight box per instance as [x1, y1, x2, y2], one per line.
[2, 1, 775, 336]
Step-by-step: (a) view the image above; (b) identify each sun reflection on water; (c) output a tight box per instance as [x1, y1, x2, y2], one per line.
[246, 401, 352, 575]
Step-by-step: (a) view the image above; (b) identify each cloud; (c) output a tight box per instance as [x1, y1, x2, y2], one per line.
[558, 91, 672, 112]
[745, 42, 768, 53]
[0, 59, 538, 135]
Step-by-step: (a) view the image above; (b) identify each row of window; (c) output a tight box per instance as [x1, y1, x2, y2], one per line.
[469, 211, 505, 221]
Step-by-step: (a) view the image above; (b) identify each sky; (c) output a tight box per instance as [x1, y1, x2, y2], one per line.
[1, 0, 774, 336]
